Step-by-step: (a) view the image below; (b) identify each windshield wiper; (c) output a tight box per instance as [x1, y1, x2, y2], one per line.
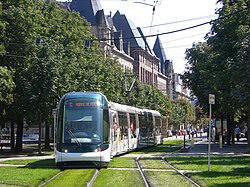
[67, 129, 82, 146]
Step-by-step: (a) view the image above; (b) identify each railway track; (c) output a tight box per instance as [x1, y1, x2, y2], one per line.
[135, 156, 151, 187]
[162, 157, 201, 187]
[87, 169, 100, 187]
[38, 168, 99, 187]
[135, 155, 201, 187]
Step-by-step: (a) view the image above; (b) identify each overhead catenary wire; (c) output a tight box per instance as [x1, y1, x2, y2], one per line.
[98, 6, 249, 41]
[139, 15, 217, 30]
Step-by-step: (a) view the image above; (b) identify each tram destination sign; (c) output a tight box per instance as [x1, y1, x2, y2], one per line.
[67, 100, 99, 108]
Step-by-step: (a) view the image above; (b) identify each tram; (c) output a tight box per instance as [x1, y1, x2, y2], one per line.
[54, 92, 162, 168]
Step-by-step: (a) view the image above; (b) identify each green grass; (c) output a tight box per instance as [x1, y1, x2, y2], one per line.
[45, 169, 96, 187]
[0, 158, 55, 167]
[0, 166, 60, 187]
[131, 140, 184, 154]
[0, 159, 59, 186]
[165, 156, 250, 187]
[108, 157, 137, 168]
[139, 157, 172, 169]
[0, 141, 248, 187]
[145, 171, 193, 187]
[93, 169, 145, 187]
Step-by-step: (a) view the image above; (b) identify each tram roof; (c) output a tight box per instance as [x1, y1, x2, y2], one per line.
[60, 92, 109, 108]
[109, 102, 141, 114]
[142, 109, 161, 117]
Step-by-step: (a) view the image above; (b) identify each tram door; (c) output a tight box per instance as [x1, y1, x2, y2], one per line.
[117, 111, 129, 153]
[110, 110, 118, 156]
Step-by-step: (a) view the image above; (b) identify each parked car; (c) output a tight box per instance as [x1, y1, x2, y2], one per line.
[171, 130, 178, 136]
[28, 133, 39, 141]
[22, 134, 29, 140]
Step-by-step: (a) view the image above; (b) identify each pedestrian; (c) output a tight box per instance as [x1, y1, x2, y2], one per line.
[212, 126, 216, 142]
[234, 125, 241, 142]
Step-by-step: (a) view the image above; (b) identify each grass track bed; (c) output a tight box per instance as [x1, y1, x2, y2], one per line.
[45, 169, 96, 187]
[131, 140, 184, 154]
[108, 157, 137, 168]
[139, 157, 172, 169]
[93, 169, 145, 187]
[145, 171, 193, 187]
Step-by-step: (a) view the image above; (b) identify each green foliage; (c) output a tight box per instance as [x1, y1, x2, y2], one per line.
[0, 66, 15, 105]
[183, 0, 250, 116]
[0, 1, 5, 52]
[0, 0, 194, 151]
[0, 2, 15, 109]
[170, 98, 195, 128]
[127, 82, 172, 116]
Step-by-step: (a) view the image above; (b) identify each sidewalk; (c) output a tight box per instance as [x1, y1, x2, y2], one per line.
[165, 134, 249, 156]
[189, 138, 249, 156]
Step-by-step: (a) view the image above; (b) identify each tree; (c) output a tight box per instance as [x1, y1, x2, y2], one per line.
[1, 0, 132, 152]
[183, 0, 250, 148]
[0, 2, 15, 108]
[1, 0, 97, 152]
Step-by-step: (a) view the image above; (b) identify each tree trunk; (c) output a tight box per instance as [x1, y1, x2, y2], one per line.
[221, 115, 224, 144]
[226, 114, 231, 145]
[247, 110, 250, 153]
[10, 121, 15, 152]
[15, 118, 23, 153]
[44, 122, 51, 150]
[38, 113, 42, 155]
[231, 113, 235, 145]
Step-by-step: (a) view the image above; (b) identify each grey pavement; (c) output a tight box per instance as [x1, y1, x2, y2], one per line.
[188, 138, 249, 156]
[165, 134, 249, 156]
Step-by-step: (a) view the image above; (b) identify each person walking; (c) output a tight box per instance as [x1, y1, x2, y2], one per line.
[234, 125, 241, 142]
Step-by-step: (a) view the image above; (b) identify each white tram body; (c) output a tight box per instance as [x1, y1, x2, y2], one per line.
[54, 92, 162, 168]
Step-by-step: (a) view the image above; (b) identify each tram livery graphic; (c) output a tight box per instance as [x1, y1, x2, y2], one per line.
[54, 92, 163, 168]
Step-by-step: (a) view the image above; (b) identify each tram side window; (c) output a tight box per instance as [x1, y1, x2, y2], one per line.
[129, 113, 136, 138]
[147, 113, 154, 137]
[103, 109, 110, 144]
[139, 114, 146, 137]
[118, 112, 128, 140]
[155, 117, 162, 135]
[112, 112, 118, 141]
[57, 109, 64, 143]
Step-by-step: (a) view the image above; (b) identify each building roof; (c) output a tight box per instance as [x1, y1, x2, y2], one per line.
[153, 35, 174, 75]
[153, 35, 167, 63]
[69, 0, 103, 25]
[112, 11, 146, 51]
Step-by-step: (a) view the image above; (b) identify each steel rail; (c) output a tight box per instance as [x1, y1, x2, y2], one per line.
[39, 170, 64, 187]
[162, 157, 201, 187]
[87, 169, 100, 187]
[135, 156, 151, 187]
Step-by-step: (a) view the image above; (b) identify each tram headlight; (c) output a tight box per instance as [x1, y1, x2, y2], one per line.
[94, 148, 106, 152]
[62, 148, 68, 153]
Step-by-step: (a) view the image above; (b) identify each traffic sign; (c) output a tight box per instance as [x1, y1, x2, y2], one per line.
[209, 94, 215, 105]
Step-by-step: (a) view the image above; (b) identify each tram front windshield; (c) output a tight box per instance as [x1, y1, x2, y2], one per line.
[62, 99, 102, 145]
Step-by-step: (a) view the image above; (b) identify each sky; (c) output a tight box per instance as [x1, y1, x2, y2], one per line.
[100, 0, 222, 74]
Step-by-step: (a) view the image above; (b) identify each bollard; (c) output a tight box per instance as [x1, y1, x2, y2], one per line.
[219, 135, 222, 149]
